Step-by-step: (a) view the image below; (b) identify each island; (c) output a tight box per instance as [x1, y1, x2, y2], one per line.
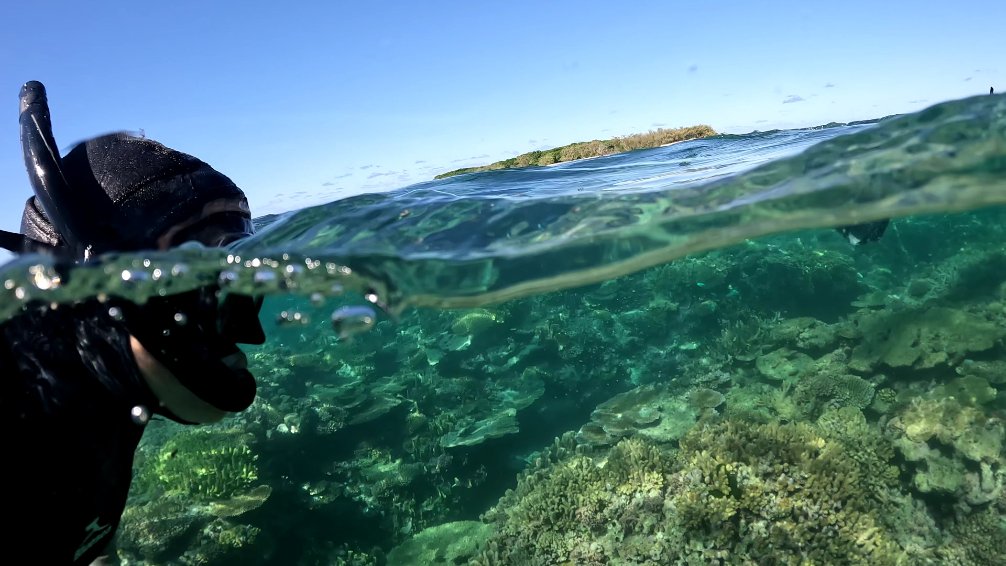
[434, 124, 716, 179]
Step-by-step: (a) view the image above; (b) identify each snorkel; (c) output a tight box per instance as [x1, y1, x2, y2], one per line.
[14, 80, 124, 260]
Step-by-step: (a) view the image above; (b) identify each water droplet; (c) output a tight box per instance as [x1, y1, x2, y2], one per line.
[130, 405, 151, 426]
[219, 270, 239, 285]
[108, 306, 124, 321]
[331, 305, 377, 339]
[170, 263, 189, 277]
[29, 264, 60, 290]
[173, 312, 188, 325]
[121, 270, 149, 283]
[162, 329, 171, 337]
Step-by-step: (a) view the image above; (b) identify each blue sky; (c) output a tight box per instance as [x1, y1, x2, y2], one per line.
[0, 1, 1001, 235]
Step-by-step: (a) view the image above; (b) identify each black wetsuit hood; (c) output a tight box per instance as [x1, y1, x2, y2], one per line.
[20, 133, 248, 254]
[7, 81, 263, 418]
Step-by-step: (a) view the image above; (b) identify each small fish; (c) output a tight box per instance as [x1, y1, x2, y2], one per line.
[331, 305, 377, 339]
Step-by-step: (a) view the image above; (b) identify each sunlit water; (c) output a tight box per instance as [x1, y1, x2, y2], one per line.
[4, 93, 1006, 564]
[2, 93, 1002, 315]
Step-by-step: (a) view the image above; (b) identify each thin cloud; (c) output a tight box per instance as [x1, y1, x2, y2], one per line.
[782, 95, 805, 104]
[687, 64, 699, 73]
[359, 164, 378, 170]
[824, 83, 836, 88]
[321, 181, 335, 187]
[652, 122, 666, 128]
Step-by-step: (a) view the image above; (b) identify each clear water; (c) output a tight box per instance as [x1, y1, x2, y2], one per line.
[4, 93, 1006, 564]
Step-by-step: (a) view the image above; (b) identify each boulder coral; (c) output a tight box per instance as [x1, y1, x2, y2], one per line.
[886, 395, 1005, 506]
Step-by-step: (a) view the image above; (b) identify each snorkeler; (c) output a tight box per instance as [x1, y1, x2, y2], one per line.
[0, 81, 266, 564]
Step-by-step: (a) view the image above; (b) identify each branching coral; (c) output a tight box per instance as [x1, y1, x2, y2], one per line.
[666, 420, 906, 564]
[478, 419, 911, 565]
[134, 428, 261, 502]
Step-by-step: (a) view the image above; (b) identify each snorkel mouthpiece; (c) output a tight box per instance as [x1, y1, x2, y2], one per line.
[19, 80, 121, 260]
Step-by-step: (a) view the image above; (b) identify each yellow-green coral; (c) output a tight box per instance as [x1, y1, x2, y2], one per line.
[479, 421, 910, 565]
[668, 420, 905, 564]
[135, 429, 260, 502]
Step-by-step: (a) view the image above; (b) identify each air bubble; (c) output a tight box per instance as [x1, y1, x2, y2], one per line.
[276, 310, 310, 326]
[309, 292, 325, 306]
[130, 405, 151, 426]
[108, 306, 124, 321]
[173, 313, 188, 325]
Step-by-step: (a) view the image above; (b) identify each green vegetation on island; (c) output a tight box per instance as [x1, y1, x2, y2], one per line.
[434, 124, 716, 179]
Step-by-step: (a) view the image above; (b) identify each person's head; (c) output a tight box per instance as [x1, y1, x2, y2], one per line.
[11, 81, 264, 423]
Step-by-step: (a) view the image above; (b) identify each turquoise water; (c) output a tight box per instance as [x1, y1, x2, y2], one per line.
[4, 93, 1006, 564]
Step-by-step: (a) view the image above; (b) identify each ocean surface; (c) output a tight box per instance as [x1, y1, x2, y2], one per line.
[3, 93, 1006, 564]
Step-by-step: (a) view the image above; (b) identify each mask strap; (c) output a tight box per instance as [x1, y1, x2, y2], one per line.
[0, 229, 61, 255]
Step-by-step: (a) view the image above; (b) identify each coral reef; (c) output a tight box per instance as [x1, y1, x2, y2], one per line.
[574, 384, 702, 447]
[886, 395, 1005, 506]
[133, 428, 261, 502]
[386, 521, 493, 565]
[848, 306, 1005, 371]
[478, 417, 915, 565]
